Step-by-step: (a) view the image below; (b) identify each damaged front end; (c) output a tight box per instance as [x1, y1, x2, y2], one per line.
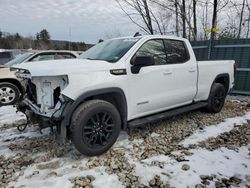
[15, 68, 72, 137]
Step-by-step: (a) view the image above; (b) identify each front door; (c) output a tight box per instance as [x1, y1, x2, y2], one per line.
[128, 39, 175, 119]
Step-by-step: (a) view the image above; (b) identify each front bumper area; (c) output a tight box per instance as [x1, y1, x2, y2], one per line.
[18, 96, 70, 130]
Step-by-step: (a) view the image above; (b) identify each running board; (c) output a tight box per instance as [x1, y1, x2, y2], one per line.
[128, 102, 207, 128]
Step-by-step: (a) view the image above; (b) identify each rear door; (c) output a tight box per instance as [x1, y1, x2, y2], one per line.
[163, 39, 197, 105]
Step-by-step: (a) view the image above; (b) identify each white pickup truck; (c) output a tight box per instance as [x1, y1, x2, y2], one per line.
[12, 35, 236, 156]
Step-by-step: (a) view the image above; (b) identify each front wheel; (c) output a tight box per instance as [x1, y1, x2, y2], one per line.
[71, 100, 121, 156]
[0, 82, 20, 106]
[205, 83, 226, 113]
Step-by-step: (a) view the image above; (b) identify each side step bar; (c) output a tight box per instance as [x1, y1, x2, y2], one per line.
[128, 102, 207, 128]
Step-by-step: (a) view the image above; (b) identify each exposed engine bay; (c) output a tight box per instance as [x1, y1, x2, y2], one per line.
[15, 69, 70, 130]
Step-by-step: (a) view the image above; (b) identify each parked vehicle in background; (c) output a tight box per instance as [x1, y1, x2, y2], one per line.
[5, 50, 79, 66]
[0, 50, 21, 65]
[0, 50, 79, 106]
[12, 35, 235, 156]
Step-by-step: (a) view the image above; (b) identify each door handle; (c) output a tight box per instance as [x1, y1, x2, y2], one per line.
[163, 70, 173, 75]
[188, 68, 196, 72]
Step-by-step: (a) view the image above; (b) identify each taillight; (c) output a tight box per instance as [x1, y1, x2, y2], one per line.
[233, 63, 237, 78]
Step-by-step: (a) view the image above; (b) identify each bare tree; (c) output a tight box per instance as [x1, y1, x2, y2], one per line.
[152, 0, 195, 38]
[246, 0, 250, 38]
[175, 0, 180, 36]
[200, 0, 209, 40]
[117, 0, 248, 40]
[237, 0, 246, 38]
[181, 0, 187, 38]
[143, 0, 154, 34]
[193, 0, 197, 40]
[210, 0, 218, 41]
[116, 0, 154, 34]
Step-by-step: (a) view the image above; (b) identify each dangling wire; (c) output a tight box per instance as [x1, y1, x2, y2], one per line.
[17, 123, 28, 132]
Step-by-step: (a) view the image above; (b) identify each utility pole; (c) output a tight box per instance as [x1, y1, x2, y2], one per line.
[208, 0, 218, 60]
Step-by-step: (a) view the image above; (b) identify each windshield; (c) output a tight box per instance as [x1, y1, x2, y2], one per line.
[5, 52, 33, 67]
[79, 38, 139, 62]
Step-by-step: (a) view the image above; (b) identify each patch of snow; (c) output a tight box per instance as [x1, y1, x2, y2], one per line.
[113, 131, 133, 150]
[134, 146, 250, 188]
[0, 125, 50, 158]
[9, 158, 124, 188]
[182, 111, 250, 147]
[151, 132, 160, 138]
[133, 155, 173, 185]
[0, 106, 26, 125]
[134, 162, 168, 185]
[230, 99, 241, 103]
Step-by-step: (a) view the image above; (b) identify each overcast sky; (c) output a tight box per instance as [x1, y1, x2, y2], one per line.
[0, 0, 140, 43]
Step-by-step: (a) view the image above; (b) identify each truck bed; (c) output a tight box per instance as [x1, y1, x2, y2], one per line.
[195, 60, 235, 102]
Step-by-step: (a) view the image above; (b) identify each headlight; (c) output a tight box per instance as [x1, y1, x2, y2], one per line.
[14, 69, 31, 78]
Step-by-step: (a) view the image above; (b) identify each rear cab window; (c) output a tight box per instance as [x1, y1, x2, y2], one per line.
[163, 39, 190, 64]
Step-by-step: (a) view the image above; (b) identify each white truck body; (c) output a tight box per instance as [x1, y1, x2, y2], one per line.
[12, 35, 235, 155]
[13, 35, 234, 121]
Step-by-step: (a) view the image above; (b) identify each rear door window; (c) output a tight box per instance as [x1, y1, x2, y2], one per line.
[163, 40, 190, 64]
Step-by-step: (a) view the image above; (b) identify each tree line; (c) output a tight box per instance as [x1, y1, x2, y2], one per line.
[116, 0, 250, 41]
[0, 29, 88, 51]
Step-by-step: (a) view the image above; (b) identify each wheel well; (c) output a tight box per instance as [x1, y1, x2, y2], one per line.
[0, 79, 23, 94]
[214, 75, 229, 93]
[62, 88, 128, 133]
[84, 92, 127, 129]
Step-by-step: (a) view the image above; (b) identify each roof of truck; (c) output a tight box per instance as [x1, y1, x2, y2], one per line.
[111, 34, 187, 42]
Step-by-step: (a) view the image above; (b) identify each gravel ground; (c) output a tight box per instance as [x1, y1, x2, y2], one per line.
[0, 95, 250, 188]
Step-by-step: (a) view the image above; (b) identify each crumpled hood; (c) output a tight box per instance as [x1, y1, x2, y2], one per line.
[11, 59, 117, 77]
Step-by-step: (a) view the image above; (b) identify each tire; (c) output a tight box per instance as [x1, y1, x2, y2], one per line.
[0, 82, 20, 106]
[205, 83, 226, 113]
[71, 99, 121, 156]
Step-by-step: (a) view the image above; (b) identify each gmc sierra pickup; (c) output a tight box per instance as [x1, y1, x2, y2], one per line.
[12, 35, 235, 156]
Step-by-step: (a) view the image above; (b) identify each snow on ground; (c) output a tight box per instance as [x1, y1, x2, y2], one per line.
[0, 106, 26, 125]
[134, 146, 250, 188]
[6, 130, 129, 188]
[0, 106, 130, 187]
[133, 111, 250, 187]
[0, 105, 250, 187]
[0, 106, 49, 158]
[181, 111, 250, 147]
[8, 162, 123, 188]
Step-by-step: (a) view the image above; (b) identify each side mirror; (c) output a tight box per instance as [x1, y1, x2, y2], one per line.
[131, 56, 154, 74]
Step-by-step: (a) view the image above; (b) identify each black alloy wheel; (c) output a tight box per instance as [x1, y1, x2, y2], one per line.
[83, 111, 115, 147]
[71, 100, 121, 156]
[205, 83, 226, 113]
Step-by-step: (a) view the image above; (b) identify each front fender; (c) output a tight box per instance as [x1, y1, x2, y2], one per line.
[61, 87, 128, 130]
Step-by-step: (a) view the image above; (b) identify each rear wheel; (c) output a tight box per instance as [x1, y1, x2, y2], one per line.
[0, 82, 20, 106]
[205, 83, 226, 113]
[71, 100, 121, 156]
